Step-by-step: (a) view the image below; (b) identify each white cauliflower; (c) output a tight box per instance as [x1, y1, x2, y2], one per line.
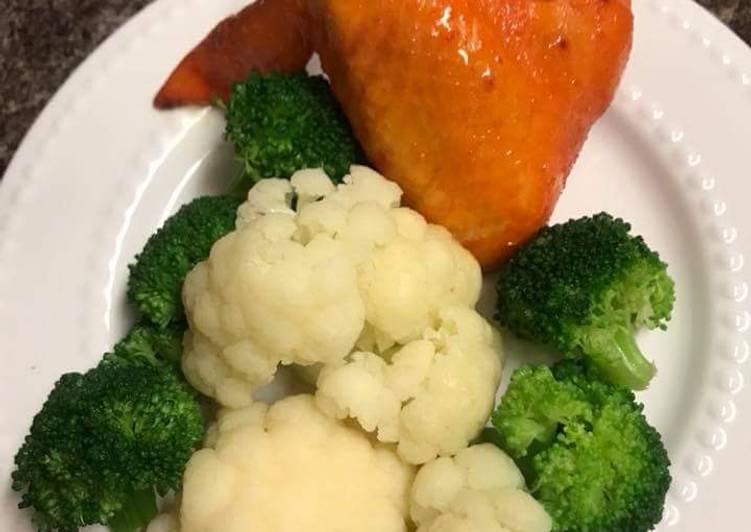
[146, 513, 180, 532]
[316, 306, 502, 464]
[178, 395, 414, 532]
[182, 166, 481, 407]
[411, 444, 552, 532]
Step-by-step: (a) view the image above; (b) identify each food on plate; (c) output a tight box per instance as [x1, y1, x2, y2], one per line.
[487, 361, 671, 532]
[146, 514, 180, 532]
[106, 321, 185, 368]
[410, 444, 551, 532]
[154, 0, 313, 108]
[12, 359, 204, 532]
[156, 0, 633, 268]
[225, 72, 362, 192]
[309, 0, 633, 267]
[128, 195, 242, 327]
[181, 166, 484, 408]
[11, 195, 240, 532]
[316, 306, 502, 464]
[176, 394, 414, 532]
[495, 213, 675, 390]
[11, 1, 679, 529]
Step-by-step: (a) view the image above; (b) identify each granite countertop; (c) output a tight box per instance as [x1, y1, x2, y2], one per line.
[1, 0, 750, 177]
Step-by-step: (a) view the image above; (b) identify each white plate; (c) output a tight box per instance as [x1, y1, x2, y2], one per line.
[1, 0, 750, 530]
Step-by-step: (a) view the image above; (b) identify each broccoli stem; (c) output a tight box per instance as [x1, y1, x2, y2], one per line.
[586, 326, 656, 391]
[107, 488, 158, 532]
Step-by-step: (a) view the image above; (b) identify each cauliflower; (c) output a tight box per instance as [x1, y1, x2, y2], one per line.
[411, 444, 551, 532]
[178, 395, 413, 532]
[146, 513, 180, 532]
[316, 306, 502, 464]
[182, 166, 482, 407]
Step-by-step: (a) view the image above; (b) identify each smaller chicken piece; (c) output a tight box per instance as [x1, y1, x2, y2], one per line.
[154, 0, 312, 108]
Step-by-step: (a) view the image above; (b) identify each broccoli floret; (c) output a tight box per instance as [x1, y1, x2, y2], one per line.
[12, 361, 204, 532]
[489, 361, 671, 532]
[225, 72, 362, 192]
[127, 195, 242, 327]
[496, 212, 675, 390]
[105, 322, 184, 368]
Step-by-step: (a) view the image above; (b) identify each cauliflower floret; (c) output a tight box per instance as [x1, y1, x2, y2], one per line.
[316, 307, 502, 464]
[146, 513, 180, 532]
[177, 395, 413, 532]
[355, 211, 482, 350]
[182, 167, 481, 407]
[411, 444, 551, 532]
[181, 215, 364, 406]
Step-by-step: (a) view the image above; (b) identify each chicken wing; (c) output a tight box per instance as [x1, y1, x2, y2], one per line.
[155, 0, 632, 268]
[154, 0, 312, 108]
[308, 0, 632, 267]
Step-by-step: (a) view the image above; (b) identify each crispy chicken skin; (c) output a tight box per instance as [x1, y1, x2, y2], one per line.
[154, 0, 312, 108]
[309, 0, 632, 266]
[156, 0, 632, 268]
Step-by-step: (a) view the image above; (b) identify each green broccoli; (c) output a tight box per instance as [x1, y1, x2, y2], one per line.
[496, 213, 675, 390]
[12, 361, 204, 532]
[105, 322, 184, 368]
[127, 195, 242, 327]
[225, 72, 363, 192]
[487, 361, 671, 532]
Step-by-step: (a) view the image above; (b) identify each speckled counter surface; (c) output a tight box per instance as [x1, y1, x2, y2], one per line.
[1, 0, 750, 177]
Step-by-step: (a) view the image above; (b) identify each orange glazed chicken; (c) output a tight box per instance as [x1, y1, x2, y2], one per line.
[156, 0, 633, 268]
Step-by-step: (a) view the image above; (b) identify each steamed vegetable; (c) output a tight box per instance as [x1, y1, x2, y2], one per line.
[127, 195, 242, 327]
[13, 194, 234, 531]
[12, 360, 204, 532]
[410, 444, 551, 532]
[177, 395, 413, 532]
[496, 213, 675, 390]
[105, 322, 184, 368]
[225, 72, 362, 192]
[488, 361, 671, 532]
[181, 166, 497, 463]
[181, 167, 482, 408]
[316, 307, 501, 464]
